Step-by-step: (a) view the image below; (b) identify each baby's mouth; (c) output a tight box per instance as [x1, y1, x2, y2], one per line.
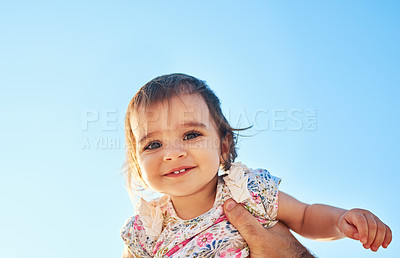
[164, 166, 196, 177]
[171, 168, 188, 174]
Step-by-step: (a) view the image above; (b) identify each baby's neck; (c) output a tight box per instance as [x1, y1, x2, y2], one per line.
[170, 176, 218, 220]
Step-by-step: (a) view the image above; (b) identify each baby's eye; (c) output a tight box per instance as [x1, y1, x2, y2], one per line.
[184, 131, 202, 140]
[144, 141, 162, 150]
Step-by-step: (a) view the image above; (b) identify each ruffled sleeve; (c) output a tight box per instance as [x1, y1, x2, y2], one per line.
[223, 162, 251, 203]
[224, 163, 281, 221]
[249, 168, 281, 220]
[120, 215, 152, 257]
[137, 198, 163, 238]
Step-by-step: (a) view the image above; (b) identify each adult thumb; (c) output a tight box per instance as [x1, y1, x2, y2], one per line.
[223, 199, 266, 245]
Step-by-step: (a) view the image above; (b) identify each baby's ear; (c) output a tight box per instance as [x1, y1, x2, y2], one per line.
[220, 134, 231, 162]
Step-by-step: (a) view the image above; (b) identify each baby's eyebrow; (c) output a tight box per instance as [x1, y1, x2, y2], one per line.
[137, 122, 208, 145]
[182, 121, 208, 129]
[138, 131, 159, 145]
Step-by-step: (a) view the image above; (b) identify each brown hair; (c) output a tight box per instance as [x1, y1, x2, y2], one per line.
[124, 73, 244, 196]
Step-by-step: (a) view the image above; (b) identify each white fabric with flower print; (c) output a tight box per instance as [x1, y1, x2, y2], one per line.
[121, 162, 281, 257]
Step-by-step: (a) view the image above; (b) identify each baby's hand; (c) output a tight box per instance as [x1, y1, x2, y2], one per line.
[338, 208, 392, 252]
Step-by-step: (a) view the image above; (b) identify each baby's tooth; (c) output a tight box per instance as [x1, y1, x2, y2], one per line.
[171, 169, 187, 174]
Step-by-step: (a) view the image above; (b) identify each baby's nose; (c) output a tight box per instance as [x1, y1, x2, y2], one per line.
[163, 146, 187, 161]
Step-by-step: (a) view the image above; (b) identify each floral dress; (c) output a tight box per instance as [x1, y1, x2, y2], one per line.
[120, 162, 281, 257]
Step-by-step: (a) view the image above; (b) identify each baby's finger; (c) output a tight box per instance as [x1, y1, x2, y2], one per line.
[363, 213, 377, 249]
[340, 221, 358, 240]
[370, 218, 385, 252]
[382, 225, 392, 248]
[348, 210, 368, 245]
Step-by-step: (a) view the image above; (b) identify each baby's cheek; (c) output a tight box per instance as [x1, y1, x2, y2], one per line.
[142, 167, 158, 182]
[139, 157, 158, 181]
[139, 153, 157, 169]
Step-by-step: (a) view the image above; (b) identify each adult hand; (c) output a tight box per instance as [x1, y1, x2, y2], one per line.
[121, 245, 134, 258]
[223, 199, 314, 258]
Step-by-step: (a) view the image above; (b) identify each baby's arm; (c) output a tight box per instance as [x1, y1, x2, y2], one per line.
[276, 191, 392, 252]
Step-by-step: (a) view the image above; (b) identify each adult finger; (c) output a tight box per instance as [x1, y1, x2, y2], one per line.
[223, 199, 267, 249]
[223, 199, 315, 258]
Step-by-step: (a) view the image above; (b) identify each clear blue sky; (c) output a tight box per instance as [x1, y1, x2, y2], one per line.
[0, 1, 398, 257]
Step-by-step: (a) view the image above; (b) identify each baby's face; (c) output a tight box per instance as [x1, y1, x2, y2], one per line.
[131, 94, 226, 198]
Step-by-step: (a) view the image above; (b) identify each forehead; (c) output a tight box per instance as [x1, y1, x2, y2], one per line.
[131, 94, 213, 135]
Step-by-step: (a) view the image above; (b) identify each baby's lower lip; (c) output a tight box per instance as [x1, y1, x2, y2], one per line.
[164, 167, 194, 177]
